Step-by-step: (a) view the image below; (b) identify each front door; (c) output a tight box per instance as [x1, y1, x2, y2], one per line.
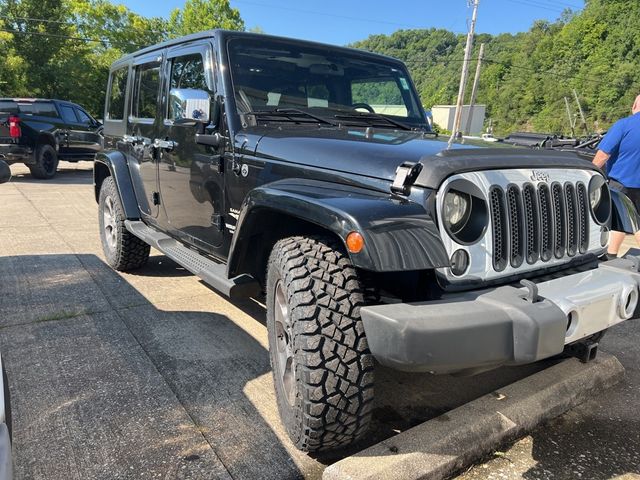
[57, 103, 102, 160]
[157, 42, 225, 252]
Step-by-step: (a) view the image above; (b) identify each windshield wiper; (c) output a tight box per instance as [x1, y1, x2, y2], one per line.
[245, 108, 338, 126]
[333, 111, 413, 131]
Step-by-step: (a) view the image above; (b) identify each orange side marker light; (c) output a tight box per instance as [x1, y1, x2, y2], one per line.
[346, 231, 365, 254]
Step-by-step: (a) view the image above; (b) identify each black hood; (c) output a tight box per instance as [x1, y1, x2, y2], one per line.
[248, 126, 597, 188]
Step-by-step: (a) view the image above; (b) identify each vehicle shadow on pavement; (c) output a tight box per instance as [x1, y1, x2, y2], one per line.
[0, 252, 569, 480]
[8, 162, 93, 185]
[0, 253, 311, 480]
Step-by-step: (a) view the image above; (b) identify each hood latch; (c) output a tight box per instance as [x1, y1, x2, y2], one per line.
[391, 162, 423, 196]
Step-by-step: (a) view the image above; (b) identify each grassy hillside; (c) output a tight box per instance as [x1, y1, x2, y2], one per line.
[352, 0, 640, 135]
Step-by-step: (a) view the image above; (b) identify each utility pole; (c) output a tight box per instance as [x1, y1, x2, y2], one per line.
[464, 42, 485, 135]
[573, 89, 588, 135]
[564, 96, 576, 137]
[449, 0, 480, 148]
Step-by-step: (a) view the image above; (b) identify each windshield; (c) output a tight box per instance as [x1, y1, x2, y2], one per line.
[227, 37, 427, 129]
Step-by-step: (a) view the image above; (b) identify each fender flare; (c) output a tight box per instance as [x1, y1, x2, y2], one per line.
[227, 179, 449, 276]
[611, 188, 640, 234]
[93, 150, 140, 220]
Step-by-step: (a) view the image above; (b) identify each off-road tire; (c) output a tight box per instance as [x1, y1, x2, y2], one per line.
[98, 176, 150, 271]
[266, 235, 374, 453]
[29, 144, 59, 179]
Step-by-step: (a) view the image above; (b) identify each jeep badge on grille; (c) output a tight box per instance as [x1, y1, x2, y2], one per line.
[530, 170, 550, 182]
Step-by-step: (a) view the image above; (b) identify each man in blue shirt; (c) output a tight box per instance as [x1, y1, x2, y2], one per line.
[593, 95, 640, 257]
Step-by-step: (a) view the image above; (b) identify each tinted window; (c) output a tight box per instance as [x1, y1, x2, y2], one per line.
[107, 67, 128, 120]
[132, 62, 161, 119]
[0, 101, 19, 114]
[60, 105, 78, 123]
[170, 54, 207, 90]
[351, 79, 407, 117]
[167, 53, 208, 120]
[9, 102, 59, 117]
[227, 38, 424, 125]
[75, 108, 93, 125]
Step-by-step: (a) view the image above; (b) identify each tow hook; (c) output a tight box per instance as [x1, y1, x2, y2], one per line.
[566, 340, 599, 363]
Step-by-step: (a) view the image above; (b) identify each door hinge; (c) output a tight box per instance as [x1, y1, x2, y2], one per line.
[152, 192, 160, 205]
[211, 214, 224, 230]
[212, 155, 224, 173]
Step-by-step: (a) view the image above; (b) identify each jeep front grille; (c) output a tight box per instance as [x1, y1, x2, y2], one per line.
[490, 181, 589, 272]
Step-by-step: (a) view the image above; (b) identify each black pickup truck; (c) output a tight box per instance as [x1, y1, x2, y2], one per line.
[95, 30, 640, 453]
[0, 98, 103, 179]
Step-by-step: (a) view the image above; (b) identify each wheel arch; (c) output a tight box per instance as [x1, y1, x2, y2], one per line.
[227, 179, 450, 283]
[93, 150, 140, 220]
[36, 133, 57, 150]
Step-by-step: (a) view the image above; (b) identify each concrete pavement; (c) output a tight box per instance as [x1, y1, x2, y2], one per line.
[0, 162, 638, 479]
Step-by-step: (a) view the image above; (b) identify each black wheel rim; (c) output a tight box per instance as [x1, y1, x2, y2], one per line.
[42, 150, 55, 173]
[274, 280, 295, 407]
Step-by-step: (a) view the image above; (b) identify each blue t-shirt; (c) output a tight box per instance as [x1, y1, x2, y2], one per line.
[599, 112, 640, 188]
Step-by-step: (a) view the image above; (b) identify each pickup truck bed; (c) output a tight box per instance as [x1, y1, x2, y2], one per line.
[0, 98, 103, 179]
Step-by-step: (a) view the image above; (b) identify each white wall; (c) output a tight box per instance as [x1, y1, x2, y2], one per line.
[431, 105, 486, 134]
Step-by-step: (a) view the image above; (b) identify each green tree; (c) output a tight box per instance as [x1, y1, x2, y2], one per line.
[168, 0, 244, 38]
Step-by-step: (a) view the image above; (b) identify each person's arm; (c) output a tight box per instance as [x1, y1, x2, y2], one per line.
[592, 149, 611, 169]
[594, 119, 625, 170]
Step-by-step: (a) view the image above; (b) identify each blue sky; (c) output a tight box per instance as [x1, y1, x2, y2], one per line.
[120, 0, 584, 45]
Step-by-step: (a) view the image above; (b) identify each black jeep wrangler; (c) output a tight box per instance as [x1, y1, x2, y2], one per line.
[0, 98, 103, 179]
[94, 30, 640, 453]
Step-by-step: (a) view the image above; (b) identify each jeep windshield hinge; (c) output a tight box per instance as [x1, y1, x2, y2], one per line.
[391, 162, 423, 196]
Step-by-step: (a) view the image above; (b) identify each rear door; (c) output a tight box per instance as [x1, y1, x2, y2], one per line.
[56, 104, 102, 160]
[128, 52, 164, 219]
[58, 103, 80, 157]
[156, 41, 225, 252]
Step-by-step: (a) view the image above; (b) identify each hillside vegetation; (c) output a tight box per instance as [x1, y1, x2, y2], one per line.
[1, 0, 638, 135]
[352, 0, 640, 135]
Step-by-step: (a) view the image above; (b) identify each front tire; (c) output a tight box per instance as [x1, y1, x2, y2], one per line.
[29, 144, 58, 179]
[266, 235, 374, 453]
[98, 176, 150, 271]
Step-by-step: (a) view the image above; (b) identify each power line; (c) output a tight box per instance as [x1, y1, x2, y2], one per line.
[0, 14, 170, 36]
[504, 0, 578, 13]
[0, 27, 104, 44]
[0, 27, 150, 50]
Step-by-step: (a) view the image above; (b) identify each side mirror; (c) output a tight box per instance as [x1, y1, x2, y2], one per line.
[169, 88, 211, 124]
[0, 160, 11, 184]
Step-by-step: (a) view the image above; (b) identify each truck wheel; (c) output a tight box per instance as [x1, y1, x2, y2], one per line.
[266, 235, 374, 452]
[99, 176, 150, 271]
[29, 144, 59, 179]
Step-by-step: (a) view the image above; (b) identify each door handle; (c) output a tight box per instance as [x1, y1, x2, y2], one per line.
[153, 139, 177, 151]
[122, 135, 149, 146]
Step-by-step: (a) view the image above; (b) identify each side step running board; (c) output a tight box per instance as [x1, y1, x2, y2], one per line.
[125, 220, 260, 299]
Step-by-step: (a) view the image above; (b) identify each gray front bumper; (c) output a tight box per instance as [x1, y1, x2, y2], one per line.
[361, 256, 640, 374]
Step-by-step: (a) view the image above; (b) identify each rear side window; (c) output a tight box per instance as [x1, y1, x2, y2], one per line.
[75, 108, 93, 125]
[132, 62, 161, 120]
[31, 102, 59, 117]
[107, 67, 128, 120]
[59, 105, 78, 123]
[0, 101, 19, 114]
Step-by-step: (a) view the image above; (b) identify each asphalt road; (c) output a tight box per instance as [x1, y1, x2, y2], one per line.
[0, 162, 638, 479]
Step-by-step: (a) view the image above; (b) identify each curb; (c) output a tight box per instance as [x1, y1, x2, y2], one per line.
[323, 352, 624, 480]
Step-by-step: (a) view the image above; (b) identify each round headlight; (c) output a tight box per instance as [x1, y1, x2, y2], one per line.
[590, 184, 602, 209]
[443, 190, 471, 232]
[588, 175, 611, 225]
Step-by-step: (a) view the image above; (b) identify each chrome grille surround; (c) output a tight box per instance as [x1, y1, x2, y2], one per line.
[436, 169, 607, 283]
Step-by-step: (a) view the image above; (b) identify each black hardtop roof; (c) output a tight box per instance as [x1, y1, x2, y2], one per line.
[111, 29, 405, 70]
